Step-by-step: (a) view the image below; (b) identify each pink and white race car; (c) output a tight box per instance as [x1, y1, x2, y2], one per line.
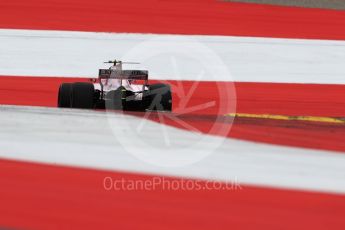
[57, 60, 172, 111]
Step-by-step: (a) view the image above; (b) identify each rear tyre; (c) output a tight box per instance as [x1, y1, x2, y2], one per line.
[58, 83, 72, 108]
[146, 83, 172, 111]
[70, 82, 95, 109]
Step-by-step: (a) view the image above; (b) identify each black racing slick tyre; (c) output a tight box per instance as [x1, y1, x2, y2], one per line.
[70, 82, 95, 109]
[147, 83, 172, 111]
[58, 83, 72, 108]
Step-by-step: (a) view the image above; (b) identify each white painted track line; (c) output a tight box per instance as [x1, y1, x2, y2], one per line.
[0, 105, 344, 194]
[0, 29, 345, 84]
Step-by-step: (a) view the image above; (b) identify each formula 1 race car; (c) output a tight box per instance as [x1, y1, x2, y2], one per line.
[57, 60, 172, 111]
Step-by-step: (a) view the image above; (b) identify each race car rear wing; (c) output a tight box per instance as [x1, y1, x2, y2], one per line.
[98, 69, 148, 80]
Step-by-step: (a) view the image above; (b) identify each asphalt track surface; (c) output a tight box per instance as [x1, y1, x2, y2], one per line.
[226, 0, 345, 10]
[1, 0, 345, 229]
